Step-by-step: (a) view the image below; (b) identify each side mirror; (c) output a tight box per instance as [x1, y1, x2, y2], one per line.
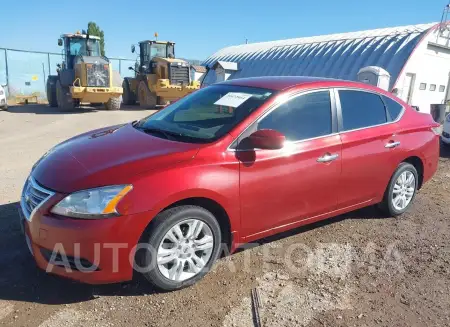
[247, 129, 285, 150]
[128, 66, 133, 71]
[131, 45, 135, 53]
[58, 38, 63, 46]
[57, 63, 61, 69]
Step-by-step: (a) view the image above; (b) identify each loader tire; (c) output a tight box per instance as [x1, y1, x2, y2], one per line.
[138, 81, 157, 109]
[56, 80, 75, 111]
[46, 76, 58, 107]
[104, 96, 122, 110]
[122, 79, 136, 105]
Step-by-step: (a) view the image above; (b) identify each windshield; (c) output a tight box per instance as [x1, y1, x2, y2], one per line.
[150, 44, 167, 58]
[135, 85, 275, 143]
[69, 38, 101, 56]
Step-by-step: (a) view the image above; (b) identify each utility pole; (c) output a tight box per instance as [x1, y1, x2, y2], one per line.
[4, 49, 10, 95]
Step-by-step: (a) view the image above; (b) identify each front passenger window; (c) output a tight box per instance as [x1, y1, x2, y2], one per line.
[258, 91, 332, 141]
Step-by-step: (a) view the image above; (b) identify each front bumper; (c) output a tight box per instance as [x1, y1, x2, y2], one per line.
[441, 128, 450, 144]
[154, 81, 199, 101]
[19, 184, 155, 284]
[70, 86, 123, 103]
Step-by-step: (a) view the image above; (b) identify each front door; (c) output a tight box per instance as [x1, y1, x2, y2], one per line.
[237, 90, 342, 238]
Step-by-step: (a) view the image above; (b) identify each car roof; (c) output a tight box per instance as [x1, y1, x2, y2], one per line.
[219, 76, 375, 91]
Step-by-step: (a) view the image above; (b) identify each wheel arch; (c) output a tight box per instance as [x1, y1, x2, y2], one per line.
[402, 156, 424, 189]
[142, 196, 234, 252]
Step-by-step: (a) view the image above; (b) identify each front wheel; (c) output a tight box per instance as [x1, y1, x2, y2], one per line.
[104, 96, 122, 110]
[138, 205, 222, 291]
[138, 81, 157, 109]
[379, 162, 418, 216]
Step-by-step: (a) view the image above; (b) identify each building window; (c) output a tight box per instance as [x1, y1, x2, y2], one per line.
[430, 84, 436, 91]
[419, 83, 427, 90]
[439, 85, 446, 92]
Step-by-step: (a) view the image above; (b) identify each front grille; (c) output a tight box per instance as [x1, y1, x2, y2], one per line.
[169, 64, 190, 86]
[86, 64, 110, 87]
[20, 177, 54, 221]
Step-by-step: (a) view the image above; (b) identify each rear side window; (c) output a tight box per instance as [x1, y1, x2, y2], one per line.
[338, 90, 387, 131]
[258, 91, 332, 141]
[381, 95, 403, 121]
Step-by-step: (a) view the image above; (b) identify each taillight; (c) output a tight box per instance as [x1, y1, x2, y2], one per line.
[431, 126, 441, 135]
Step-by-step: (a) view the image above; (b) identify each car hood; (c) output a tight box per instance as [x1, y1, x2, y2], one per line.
[32, 123, 200, 193]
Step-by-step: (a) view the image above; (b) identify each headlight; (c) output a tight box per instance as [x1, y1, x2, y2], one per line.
[51, 185, 133, 219]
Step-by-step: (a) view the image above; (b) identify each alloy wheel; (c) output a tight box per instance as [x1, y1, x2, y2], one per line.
[157, 219, 214, 282]
[392, 170, 416, 211]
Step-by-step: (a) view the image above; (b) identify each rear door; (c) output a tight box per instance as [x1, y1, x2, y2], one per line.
[237, 89, 342, 238]
[335, 88, 400, 208]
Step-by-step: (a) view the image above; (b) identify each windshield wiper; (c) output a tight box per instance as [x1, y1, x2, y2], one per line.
[138, 127, 190, 141]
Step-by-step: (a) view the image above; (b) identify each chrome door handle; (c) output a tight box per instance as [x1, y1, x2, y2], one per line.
[317, 153, 339, 163]
[385, 141, 401, 148]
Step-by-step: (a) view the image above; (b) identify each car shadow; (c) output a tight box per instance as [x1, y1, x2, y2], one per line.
[0, 201, 385, 305]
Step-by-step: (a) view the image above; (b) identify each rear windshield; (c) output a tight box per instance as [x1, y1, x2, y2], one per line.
[135, 84, 275, 143]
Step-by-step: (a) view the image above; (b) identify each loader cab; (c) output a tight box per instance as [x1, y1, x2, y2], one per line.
[137, 40, 175, 74]
[59, 34, 101, 69]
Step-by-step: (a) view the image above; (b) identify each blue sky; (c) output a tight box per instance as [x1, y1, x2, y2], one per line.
[2, 0, 446, 60]
[0, 0, 446, 94]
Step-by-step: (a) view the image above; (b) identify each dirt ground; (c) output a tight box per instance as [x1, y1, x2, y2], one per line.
[0, 104, 449, 327]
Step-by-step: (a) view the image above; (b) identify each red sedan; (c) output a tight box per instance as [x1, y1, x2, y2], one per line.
[20, 76, 440, 290]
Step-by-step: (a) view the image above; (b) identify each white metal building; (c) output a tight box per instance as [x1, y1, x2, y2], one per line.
[202, 23, 450, 113]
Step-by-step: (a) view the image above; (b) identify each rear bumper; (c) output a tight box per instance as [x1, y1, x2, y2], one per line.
[70, 86, 123, 103]
[422, 135, 440, 185]
[20, 191, 155, 284]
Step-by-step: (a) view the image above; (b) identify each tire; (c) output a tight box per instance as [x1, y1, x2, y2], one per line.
[104, 96, 122, 110]
[379, 162, 418, 217]
[138, 81, 157, 109]
[56, 80, 75, 111]
[138, 205, 222, 291]
[46, 76, 58, 107]
[122, 79, 136, 105]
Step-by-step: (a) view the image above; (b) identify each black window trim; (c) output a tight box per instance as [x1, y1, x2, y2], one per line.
[333, 87, 405, 134]
[227, 88, 338, 151]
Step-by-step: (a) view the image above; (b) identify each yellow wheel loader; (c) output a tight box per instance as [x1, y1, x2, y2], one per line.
[47, 32, 123, 111]
[122, 40, 200, 109]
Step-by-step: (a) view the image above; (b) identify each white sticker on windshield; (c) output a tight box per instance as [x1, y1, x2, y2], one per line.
[214, 92, 253, 108]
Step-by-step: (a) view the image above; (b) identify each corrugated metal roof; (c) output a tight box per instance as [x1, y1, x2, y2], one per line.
[202, 23, 437, 88]
[191, 65, 207, 73]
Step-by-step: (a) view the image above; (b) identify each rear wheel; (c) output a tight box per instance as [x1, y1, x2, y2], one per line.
[56, 80, 75, 111]
[104, 96, 122, 110]
[379, 162, 418, 216]
[137, 205, 222, 291]
[138, 81, 157, 109]
[122, 80, 136, 105]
